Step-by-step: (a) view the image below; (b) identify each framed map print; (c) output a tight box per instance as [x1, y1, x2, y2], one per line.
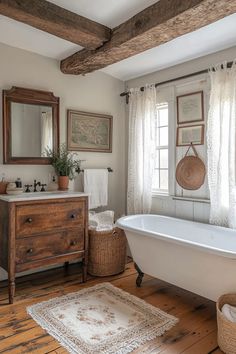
[177, 91, 204, 124]
[67, 110, 112, 152]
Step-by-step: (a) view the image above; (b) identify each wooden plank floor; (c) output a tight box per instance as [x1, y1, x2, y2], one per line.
[0, 262, 223, 354]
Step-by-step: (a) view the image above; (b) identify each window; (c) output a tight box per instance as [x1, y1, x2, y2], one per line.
[153, 103, 169, 193]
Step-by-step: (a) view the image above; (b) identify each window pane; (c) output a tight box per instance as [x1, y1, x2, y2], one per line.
[160, 127, 168, 146]
[160, 149, 168, 168]
[160, 170, 168, 190]
[155, 150, 159, 168]
[155, 123, 160, 146]
[152, 170, 159, 190]
[159, 108, 168, 126]
[153, 103, 168, 193]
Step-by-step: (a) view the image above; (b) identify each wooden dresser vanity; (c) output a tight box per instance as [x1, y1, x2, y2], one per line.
[0, 192, 88, 303]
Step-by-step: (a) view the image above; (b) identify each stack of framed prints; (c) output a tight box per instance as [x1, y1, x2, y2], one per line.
[176, 91, 204, 146]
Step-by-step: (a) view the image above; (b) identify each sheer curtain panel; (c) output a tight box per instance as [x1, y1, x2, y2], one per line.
[207, 61, 236, 228]
[127, 85, 156, 214]
[41, 111, 53, 155]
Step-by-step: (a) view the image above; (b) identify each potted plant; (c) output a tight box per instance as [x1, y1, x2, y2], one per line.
[45, 143, 81, 191]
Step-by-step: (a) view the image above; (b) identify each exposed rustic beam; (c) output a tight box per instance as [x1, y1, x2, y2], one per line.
[0, 0, 111, 49]
[61, 0, 236, 75]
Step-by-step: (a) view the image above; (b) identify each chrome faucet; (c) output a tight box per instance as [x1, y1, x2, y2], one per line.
[33, 180, 41, 192]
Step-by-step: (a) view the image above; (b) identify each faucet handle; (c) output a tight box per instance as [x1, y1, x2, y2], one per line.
[24, 184, 32, 193]
[41, 184, 47, 192]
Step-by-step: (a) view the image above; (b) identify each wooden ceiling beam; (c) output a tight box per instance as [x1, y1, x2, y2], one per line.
[61, 0, 236, 75]
[0, 0, 111, 49]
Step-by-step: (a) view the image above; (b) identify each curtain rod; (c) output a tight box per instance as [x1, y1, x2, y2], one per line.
[120, 61, 233, 101]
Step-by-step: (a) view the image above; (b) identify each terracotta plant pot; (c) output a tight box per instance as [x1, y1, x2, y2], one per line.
[58, 176, 69, 191]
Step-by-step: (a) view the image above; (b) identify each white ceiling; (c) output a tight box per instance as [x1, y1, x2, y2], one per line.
[0, 0, 235, 81]
[48, 0, 159, 28]
[0, 14, 81, 59]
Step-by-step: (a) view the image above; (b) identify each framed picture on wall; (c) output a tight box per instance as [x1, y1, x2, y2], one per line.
[67, 110, 112, 152]
[177, 91, 204, 124]
[176, 124, 204, 146]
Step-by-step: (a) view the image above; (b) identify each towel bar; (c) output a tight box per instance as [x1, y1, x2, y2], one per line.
[77, 167, 113, 174]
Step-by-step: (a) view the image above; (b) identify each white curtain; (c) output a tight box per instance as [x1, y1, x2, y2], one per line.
[41, 111, 53, 155]
[207, 61, 236, 228]
[127, 85, 156, 214]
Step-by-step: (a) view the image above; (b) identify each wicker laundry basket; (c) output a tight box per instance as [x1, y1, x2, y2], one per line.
[88, 227, 127, 276]
[217, 294, 236, 354]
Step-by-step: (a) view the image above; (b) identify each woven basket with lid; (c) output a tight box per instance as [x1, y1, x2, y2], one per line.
[88, 227, 127, 277]
[217, 294, 236, 354]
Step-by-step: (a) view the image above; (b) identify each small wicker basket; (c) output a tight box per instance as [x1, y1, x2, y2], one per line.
[217, 293, 236, 354]
[88, 227, 127, 277]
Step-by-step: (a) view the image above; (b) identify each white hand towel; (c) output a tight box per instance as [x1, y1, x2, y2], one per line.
[222, 304, 236, 323]
[84, 169, 108, 209]
[88, 210, 114, 230]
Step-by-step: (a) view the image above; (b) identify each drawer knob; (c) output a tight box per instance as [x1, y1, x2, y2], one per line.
[70, 214, 76, 219]
[26, 218, 33, 223]
[27, 248, 33, 254]
[70, 241, 76, 246]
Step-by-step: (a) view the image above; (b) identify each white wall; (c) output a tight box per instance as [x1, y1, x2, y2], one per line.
[0, 42, 126, 216]
[0, 42, 126, 280]
[126, 46, 236, 223]
[127, 46, 236, 88]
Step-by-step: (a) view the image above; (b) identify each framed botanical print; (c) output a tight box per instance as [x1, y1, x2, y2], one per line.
[67, 110, 112, 152]
[176, 124, 204, 146]
[177, 91, 204, 124]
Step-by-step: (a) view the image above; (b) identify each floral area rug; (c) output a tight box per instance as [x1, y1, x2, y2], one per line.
[27, 282, 178, 354]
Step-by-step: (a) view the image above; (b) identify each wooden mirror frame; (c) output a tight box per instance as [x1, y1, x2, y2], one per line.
[3, 86, 59, 164]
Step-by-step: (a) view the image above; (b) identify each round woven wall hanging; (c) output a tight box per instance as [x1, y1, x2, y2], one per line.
[176, 143, 206, 190]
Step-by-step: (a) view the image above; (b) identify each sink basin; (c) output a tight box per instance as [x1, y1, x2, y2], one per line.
[10, 191, 67, 198]
[21, 191, 64, 196]
[0, 191, 89, 202]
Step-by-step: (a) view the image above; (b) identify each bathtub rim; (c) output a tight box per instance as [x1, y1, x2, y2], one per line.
[116, 214, 236, 259]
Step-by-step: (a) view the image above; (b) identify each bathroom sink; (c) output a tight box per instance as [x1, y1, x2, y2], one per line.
[20, 191, 86, 197]
[21, 191, 66, 197]
[0, 191, 89, 202]
[9, 191, 68, 198]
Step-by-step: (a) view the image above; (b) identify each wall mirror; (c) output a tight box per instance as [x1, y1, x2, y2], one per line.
[3, 86, 59, 164]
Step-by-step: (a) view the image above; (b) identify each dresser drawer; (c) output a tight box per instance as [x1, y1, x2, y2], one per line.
[16, 201, 85, 237]
[15, 229, 84, 264]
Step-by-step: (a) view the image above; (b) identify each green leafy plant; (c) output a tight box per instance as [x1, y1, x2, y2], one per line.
[45, 143, 81, 180]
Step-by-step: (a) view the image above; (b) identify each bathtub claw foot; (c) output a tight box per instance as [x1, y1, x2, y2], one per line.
[134, 263, 144, 287]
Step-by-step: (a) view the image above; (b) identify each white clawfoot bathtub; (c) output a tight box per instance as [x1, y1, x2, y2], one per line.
[116, 214, 236, 301]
